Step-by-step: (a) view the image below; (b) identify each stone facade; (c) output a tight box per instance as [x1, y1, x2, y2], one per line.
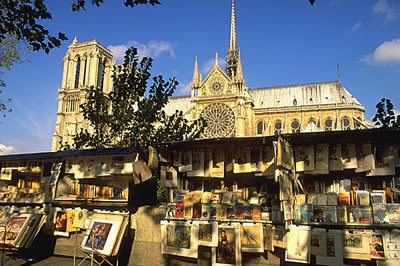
[51, 0, 369, 151]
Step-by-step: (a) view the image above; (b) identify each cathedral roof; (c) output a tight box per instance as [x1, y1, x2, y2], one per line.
[164, 80, 361, 116]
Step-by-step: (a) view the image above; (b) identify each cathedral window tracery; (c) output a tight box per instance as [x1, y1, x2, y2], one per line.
[291, 119, 300, 133]
[325, 117, 333, 131]
[274, 120, 282, 135]
[201, 103, 236, 138]
[342, 116, 351, 130]
[256, 121, 265, 135]
[74, 57, 81, 89]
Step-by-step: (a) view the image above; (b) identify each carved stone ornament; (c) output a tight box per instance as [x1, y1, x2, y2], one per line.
[201, 103, 236, 138]
[208, 77, 226, 95]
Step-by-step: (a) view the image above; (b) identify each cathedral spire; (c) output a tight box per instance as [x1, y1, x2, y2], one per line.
[236, 51, 243, 82]
[226, 0, 241, 80]
[229, 0, 238, 51]
[192, 56, 199, 87]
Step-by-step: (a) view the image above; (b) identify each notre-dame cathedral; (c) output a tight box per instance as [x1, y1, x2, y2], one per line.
[51, 0, 369, 152]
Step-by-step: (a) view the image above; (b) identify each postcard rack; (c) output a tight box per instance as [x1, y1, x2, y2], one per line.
[0, 225, 24, 266]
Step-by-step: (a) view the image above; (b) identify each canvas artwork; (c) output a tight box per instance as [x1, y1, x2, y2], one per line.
[233, 147, 251, 174]
[285, 225, 311, 264]
[54, 210, 69, 237]
[195, 221, 218, 247]
[329, 144, 343, 171]
[160, 165, 178, 188]
[240, 223, 263, 252]
[179, 150, 193, 173]
[81, 213, 125, 256]
[315, 230, 344, 266]
[341, 143, 357, 169]
[263, 225, 274, 252]
[277, 138, 294, 170]
[212, 224, 241, 266]
[161, 220, 199, 258]
[212, 149, 225, 178]
[188, 149, 205, 177]
[355, 143, 375, 173]
[368, 145, 395, 176]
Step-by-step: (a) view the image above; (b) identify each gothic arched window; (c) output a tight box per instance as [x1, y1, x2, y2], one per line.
[257, 121, 265, 135]
[304, 118, 319, 132]
[342, 116, 351, 130]
[97, 58, 106, 90]
[291, 119, 300, 133]
[74, 57, 81, 89]
[274, 120, 282, 135]
[82, 58, 87, 85]
[325, 117, 333, 131]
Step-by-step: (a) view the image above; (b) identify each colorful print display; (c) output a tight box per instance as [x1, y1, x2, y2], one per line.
[212, 224, 241, 266]
[196, 221, 218, 247]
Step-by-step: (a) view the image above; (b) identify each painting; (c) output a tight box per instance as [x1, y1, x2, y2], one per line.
[54, 210, 69, 237]
[160, 165, 178, 188]
[315, 230, 344, 266]
[212, 224, 241, 266]
[188, 149, 205, 177]
[81, 213, 125, 256]
[161, 220, 199, 258]
[195, 221, 218, 247]
[73, 209, 87, 229]
[240, 223, 263, 253]
[285, 225, 311, 264]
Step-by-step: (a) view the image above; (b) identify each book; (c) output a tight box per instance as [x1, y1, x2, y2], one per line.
[313, 206, 325, 222]
[201, 192, 212, 203]
[300, 204, 313, 223]
[373, 204, 389, 224]
[358, 206, 373, 224]
[183, 192, 193, 204]
[201, 204, 211, 219]
[371, 191, 385, 204]
[307, 194, 317, 205]
[336, 206, 348, 223]
[193, 203, 202, 219]
[339, 179, 351, 193]
[234, 203, 244, 219]
[243, 204, 253, 219]
[174, 190, 186, 203]
[175, 203, 184, 218]
[327, 192, 338, 206]
[184, 204, 193, 219]
[210, 204, 217, 219]
[253, 206, 261, 220]
[226, 204, 235, 219]
[348, 206, 360, 223]
[317, 194, 328, 205]
[323, 206, 337, 223]
[356, 190, 370, 206]
[165, 203, 176, 218]
[191, 191, 203, 204]
[221, 192, 233, 204]
[216, 204, 227, 220]
[338, 192, 350, 205]
[295, 194, 307, 205]
[387, 204, 400, 224]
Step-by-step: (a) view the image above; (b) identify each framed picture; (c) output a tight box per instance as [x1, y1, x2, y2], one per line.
[277, 137, 294, 170]
[240, 223, 263, 253]
[54, 210, 69, 237]
[188, 149, 205, 177]
[161, 220, 199, 258]
[73, 209, 87, 229]
[194, 221, 218, 247]
[212, 223, 241, 266]
[370, 231, 387, 260]
[285, 225, 311, 264]
[2, 213, 32, 247]
[160, 165, 178, 188]
[81, 213, 125, 257]
[315, 229, 344, 266]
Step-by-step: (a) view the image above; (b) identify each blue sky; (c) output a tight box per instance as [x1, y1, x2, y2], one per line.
[1, 0, 400, 154]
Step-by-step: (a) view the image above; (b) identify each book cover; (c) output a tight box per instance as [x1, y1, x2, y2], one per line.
[313, 206, 325, 222]
[210, 204, 217, 219]
[234, 203, 244, 219]
[348, 206, 360, 223]
[327, 192, 338, 206]
[358, 206, 373, 224]
[174, 190, 186, 203]
[300, 204, 313, 223]
[191, 191, 203, 204]
[226, 204, 235, 219]
[216, 204, 227, 220]
[193, 203, 202, 219]
[243, 204, 253, 219]
[339, 179, 351, 193]
[356, 190, 370, 206]
[307, 194, 317, 205]
[201, 204, 211, 219]
[221, 191, 233, 204]
[183, 192, 193, 204]
[317, 194, 328, 206]
[323, 206, 337, 223]
[295, 194, 307, 205]
[253, 206, 261, 220]
[201, 192, 212, 204]
[371, 191, 385, 204]
[338, 192, 350, 205]
[387, 204, 400, 224]
[175, 203, 184, 218]
[373, 204, 389, 224]
[336, 206, 348, 223]
[165, 203, 176, 219]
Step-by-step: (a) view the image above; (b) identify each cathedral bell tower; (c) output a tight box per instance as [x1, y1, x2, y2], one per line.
[189, 0, 254, 138]
[51, 38, 114, 151]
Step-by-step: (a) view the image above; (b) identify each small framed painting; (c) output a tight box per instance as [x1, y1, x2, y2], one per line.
[161, 220, 199, 258]
[195, 221, 218, 247]
[212, 223, 241, 266]
[160, 165, 178, 188]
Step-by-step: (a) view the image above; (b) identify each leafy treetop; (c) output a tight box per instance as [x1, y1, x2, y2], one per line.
[373, 98, 400, 128]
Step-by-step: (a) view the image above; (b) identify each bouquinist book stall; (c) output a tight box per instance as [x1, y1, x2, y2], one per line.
[157, 128, 400, 265]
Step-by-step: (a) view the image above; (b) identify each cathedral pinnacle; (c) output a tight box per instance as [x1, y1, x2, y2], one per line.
[192, 56, 199, 87]
[226, 0, 242, 81]
[215, 52, 219, 66]
[229, 0, 238, 51]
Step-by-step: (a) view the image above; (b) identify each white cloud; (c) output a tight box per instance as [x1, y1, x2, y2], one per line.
[362, 39, 400, 64]
[394, 109, 400, 116]
[373, 0, 399, 22]
[351, 22, 362, 32]
[177, 81, 192, 95]
[0, 144, 17, 155]
[201, 57, 227, 75]
[107, 40, 175, 64]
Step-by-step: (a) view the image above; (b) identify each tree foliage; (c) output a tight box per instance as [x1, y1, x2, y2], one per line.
[373, 98, 400, 128]
[70, 46, 204, 152]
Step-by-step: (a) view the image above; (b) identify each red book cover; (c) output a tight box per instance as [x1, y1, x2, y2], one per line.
[175, 203, 184, 218]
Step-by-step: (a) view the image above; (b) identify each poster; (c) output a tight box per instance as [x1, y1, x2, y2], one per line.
[371, 231, 386, 260]
[368, 145, 395, 176]
[316, 230, 344, 266]
[161, 220, 199, 258]
[233, 147, 251, 174]
[240, 223, 263, 253]
[341, 143, 357, 169]
[285, 225, 311, 264]
[73, 209, 87, 229]
[212, 223, 241, 266]
[329, 144, 343, 171]
[355, 143, 375, 173]
[188, 149, 205, 177]
[195, 221, 218, 247]
[179, 150, 193, 172]
[160, 165, 178, 188]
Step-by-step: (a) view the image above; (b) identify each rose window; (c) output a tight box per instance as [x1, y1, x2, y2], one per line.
[201, 103, 236, 138]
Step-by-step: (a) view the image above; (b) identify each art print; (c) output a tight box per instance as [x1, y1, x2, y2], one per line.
[329, 144, 343, 171]
[310, 229, 327, 256]
[313, 144, 329, 174]
[81, 214, 124, 256]
[294, 146, 306, 172]
[257, 146, 275, 176]
[272, 226, 288, 249]
[303, 145, 315, 171]
[0, 167, 13, 180]
[355, 143, 375, 173]
[54, 210, 69, 237]
[285, 225, 311, 264]
[179, 150, 193, 172]
[263, 225, 274, 252]
[188, 149, 205, 177]
[316, 230, 344, 266]
[368, 145, 395, 176]
[384, 230, 400, 260]
[233, 147, 251, 173]
[212, 149, 224, 178]
[204, 150, 213, 177]
[195, 221, 218, 247]
[343, 231, 370, 255]
[160, 165, 178, 187]
[161, 220, 199, 258]
[212, 224, 241, 266]
[279, 170, 292, 201]
[132, 159, 152, 184]
[277, 137, 294, 170]
[3, 214, 31, 247]
[250, 146, 262, 172]
[240, 223, 263, 252]
[370, 232, 386, 259]
[341, 143, 357, 169]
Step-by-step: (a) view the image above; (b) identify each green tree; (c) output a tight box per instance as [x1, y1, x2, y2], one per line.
[70, 46, 204, 152]
[373, 98, 400, 128]
[0, 34, 31, 117]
